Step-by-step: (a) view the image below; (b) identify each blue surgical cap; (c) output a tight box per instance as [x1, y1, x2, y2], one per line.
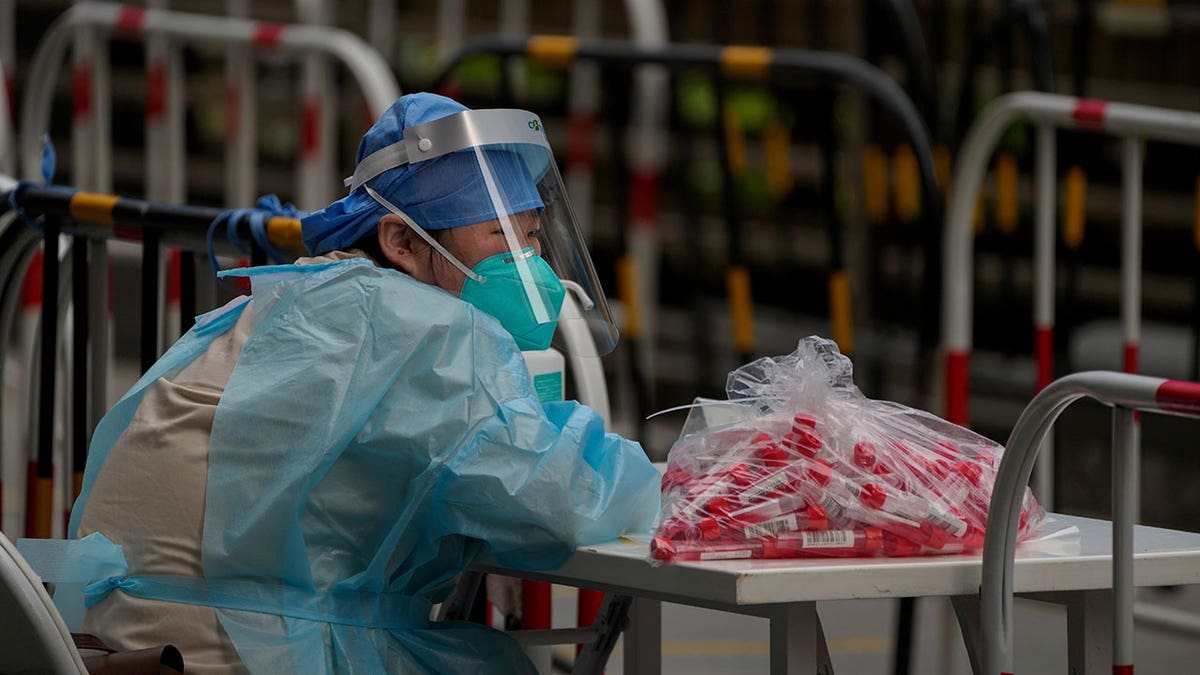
[301, 93, 546, 256]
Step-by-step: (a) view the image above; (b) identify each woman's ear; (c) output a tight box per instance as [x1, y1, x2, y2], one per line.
[377, 214, 432, 281]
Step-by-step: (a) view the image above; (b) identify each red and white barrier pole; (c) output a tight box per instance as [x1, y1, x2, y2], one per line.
[1032, 123, 1056, 506]
[5, 253, 41, 536]
[1120, 134, 1143, 523]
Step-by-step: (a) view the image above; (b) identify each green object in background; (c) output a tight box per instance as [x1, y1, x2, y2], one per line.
[526, 64, 566, 105]
[998, 120, 1029, 156]
[738, 169, 774, 210]
[727, 88, 777, 135]
[457, 55, 504, 94]
[678, 72, 718, 128]
[689, 160, 723, 202]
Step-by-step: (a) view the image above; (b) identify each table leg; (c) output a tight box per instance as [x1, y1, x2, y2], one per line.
[1024, 589, 1115, 675]
[1065, 589, 1113, 675]
[950, 594, 983, 675]
[576, 594, 633, 674]
[768, 602, 834, 675]
[623, 597, 662, 675]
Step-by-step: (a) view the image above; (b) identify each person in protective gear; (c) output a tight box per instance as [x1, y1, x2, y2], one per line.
[23, 93, 660, 674]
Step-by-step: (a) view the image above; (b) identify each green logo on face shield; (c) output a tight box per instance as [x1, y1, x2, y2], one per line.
[460, 248, 565, 351]
[528, 119, 541, 132]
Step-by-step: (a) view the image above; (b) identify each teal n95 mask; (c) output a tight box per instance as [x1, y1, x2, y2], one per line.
[461, 248, 566, 351]
[348, 108, 619, 355]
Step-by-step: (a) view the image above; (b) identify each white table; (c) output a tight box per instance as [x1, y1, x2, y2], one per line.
[478, 514, 1200, 674]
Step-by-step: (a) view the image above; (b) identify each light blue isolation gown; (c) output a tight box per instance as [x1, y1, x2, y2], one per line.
[54, 258, 661, 673]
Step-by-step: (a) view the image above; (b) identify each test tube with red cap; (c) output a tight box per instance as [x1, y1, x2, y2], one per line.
[781, 414, 823, 458]
[774, 527, 884, 558]
[821, 480, 939, 548]
[883, 528, 984, 556]
[650, 536, 775, 562]
[856, 482, 970, 538]
[697, 502, 829, 541]
[734, 463, 805, 506]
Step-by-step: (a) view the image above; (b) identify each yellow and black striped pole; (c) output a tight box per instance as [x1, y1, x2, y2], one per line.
[718, 46, 772, 365]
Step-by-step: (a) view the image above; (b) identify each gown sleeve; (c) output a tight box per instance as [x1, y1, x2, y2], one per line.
[429, 327, 661, 571]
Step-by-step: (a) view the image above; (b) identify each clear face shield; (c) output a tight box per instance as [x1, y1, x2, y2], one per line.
[345, 109, 619, 356]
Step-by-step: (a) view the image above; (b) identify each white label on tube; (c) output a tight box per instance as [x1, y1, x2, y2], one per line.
[819, 494, 846, 521]
[699, 549, 754, 561]
[801, 530, 855, 549]
[928, 509, 969, 537]
[739, 470, 793, 504]
[742, 513, 798, 539]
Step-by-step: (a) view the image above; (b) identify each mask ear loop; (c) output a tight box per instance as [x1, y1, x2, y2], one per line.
[364, 186, 484, 283]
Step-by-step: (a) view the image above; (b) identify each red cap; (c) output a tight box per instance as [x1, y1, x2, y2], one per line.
[707, 495, 735, 516]
[923, 457, 950, 480]
[758, 446, 790, 467]
[806, 505, 828, 531]
[698, 517, 722, 540]
[750, 432, 773, 447]
[781, 436, 818, 459]
[921, 523, 948, 550]
[651, 537, 676, 561]
[859, 483, 887, 510]
[863, 527, 884, 551]
[806, 459, 833, 486]
[792, 413, 816, 430]
[853, 441, 877, 469]
[954, 461, 983, 486]
[789, 429, 823, 453]
[728, 463, 758, 486]
[657, 518, 687, 540]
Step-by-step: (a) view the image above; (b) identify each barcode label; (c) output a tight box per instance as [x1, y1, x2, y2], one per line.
[819, 494, 846, 521]
[739, 471, 793, 504]
[700, 549, 754, 560]
[928, 510, 969, 537]
[801, 530, 855, 549]
[742, 513, 798, 539]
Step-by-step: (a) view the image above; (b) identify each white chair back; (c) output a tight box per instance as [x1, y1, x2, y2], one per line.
[0, 532, 88, 674]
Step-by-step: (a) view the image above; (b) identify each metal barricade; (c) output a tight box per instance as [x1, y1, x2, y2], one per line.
[979, 370, 1200, 675]
[942, 90, 1200, 640]
[5, 2, 400, 537]
[21, 2, 400, 202]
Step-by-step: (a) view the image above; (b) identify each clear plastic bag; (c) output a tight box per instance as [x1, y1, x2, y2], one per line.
[650, 337, 1044, 564]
